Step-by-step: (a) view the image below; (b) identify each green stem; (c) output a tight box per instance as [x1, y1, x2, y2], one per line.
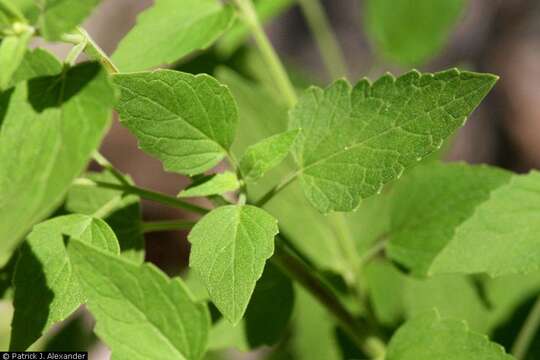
[272, 238, 385, 358]
[277, 231, 317, 269]
[297, 0, 348, 79]
[74, 178, 210, 215]
[61, 27, 118, 74]
[255, 172, 297, 207]
[512, 295, 540, 360]
[141, 219, 195, 233]
[60, 32, 84, 44]
[233, 0, 297, 108]
[78, 27, 119, 74]
[92, 152, 130, 186]
[92, 195, 122, 219]
[358, 234, 388, 267]
[64, 38, 87, 66]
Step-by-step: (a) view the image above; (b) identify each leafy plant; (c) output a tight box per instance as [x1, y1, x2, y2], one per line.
[0, 0, 538, 359]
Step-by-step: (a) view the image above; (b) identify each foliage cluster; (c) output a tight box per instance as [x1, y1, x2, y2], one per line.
[0, 0, 538, 359]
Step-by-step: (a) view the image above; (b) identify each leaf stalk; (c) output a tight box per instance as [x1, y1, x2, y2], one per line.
[272, 238, 386, 358]
[297, 0, 349, 79]
[255, 171, 297, 207]
[92, 152, 131, 186]
[141, 220, 196, 233]
[232, 0, 297, 108]
[74, 178, 210, 215]
[61, 27, 119, 74]
[64, 37, 87, 66]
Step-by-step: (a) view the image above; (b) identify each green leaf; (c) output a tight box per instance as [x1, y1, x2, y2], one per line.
[291, 286, 341, 360]
[204, 264, 294, 351]
[240, 129, 299, 182]
[244, 263, 294, 347]
[289, 69, 498, 213]
[402, 275, 491, 334]
[10, 215, 119, 351]
[386, 162, 512, 276]
[431, 171, 540, 277]
[67, 238, 210, 360]
[364, 260, 404, 326]
[0, 59, 116, 266]
[30, 0, 101, 40]
[8, 0, 36, 22]
[364, 260, 491, 333]
[182, 270, 210, 303]
[113, 70, 238, 176]
[66, 171, 145, 263]
[0, 0, 25, 23]
[0, 27, 32, 90]
[0, 11, 9, 28]
[188, 205, 278, 324]
[112, 0, 234, 72]
[386, 310, 514, 360]
[218, 0, 294, 55]
[179, 172, 239, 198]
[10, 48, 62, 85]
[364, 0, 464, 66]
